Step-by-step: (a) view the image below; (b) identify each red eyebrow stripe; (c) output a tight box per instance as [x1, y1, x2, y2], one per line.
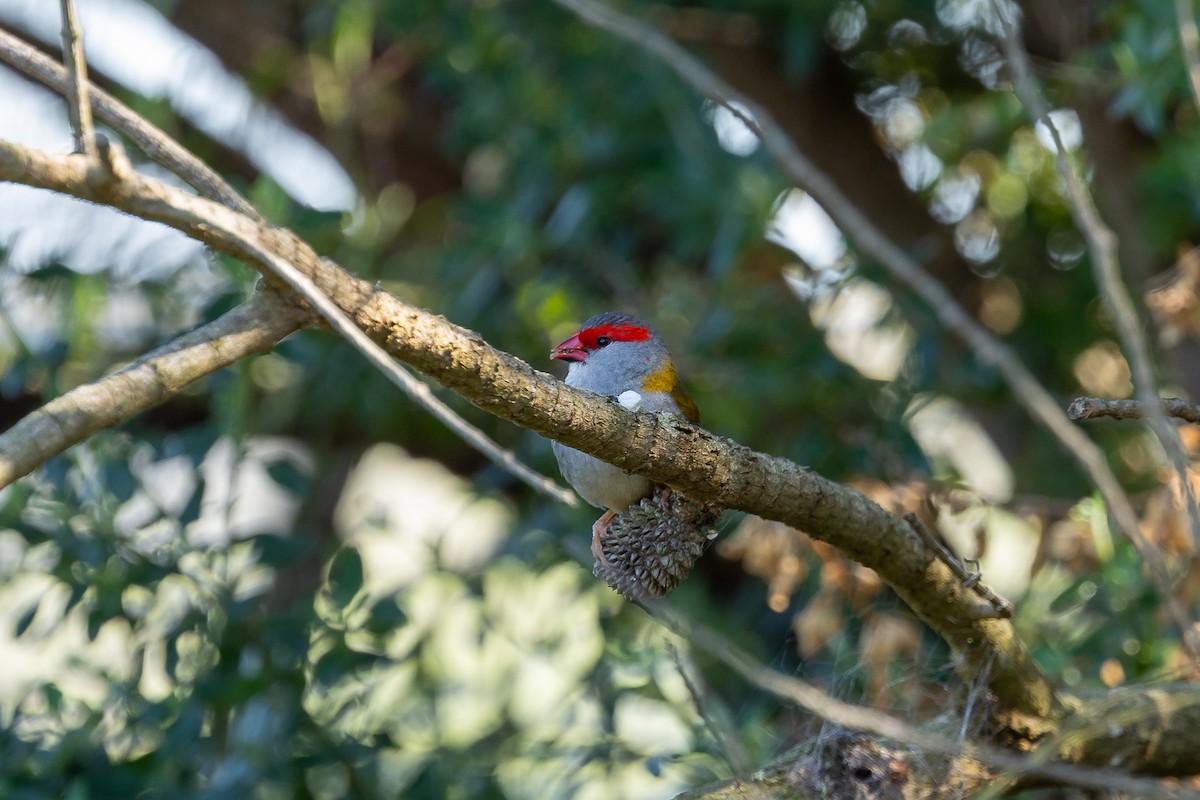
[577, 323, 651, 349]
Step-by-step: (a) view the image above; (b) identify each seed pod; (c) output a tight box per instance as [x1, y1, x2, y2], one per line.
[595, 488, 721, 600]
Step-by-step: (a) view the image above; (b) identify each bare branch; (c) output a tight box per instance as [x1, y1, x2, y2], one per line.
[0, 290, 308, 488]
[1070, 396, 1200, 425]
[550, 0, 1198, 660]
[0, 26, 260, 220]
[0, 137, 1059, 736]
[1178, 0, 1200, 116]
[57, 0, 95, 156]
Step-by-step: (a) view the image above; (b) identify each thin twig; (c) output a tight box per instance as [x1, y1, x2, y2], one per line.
[1178, 0, 1200, 116]
[904, 513, 1014, 619]
[1070, 396, 1200, 425]
[58, 0, 95, 156]
[0, 291, 308, 489]
[668, 643, 753, 775]
[991, 0, 1200, 653]
[549, 0, 1199, 658]
[0, 27, 260, 220]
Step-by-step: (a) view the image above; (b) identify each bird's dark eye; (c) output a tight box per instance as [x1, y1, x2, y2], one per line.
[596, 336, 612, 347]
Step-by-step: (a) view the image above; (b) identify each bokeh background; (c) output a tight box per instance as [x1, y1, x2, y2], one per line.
[2, 0, 1199, 797]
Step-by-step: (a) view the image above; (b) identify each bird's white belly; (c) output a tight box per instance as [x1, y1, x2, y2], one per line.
[552, 441, 652, 511]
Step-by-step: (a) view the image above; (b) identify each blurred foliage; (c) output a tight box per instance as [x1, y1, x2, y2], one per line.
[3, 0, 1200, 797]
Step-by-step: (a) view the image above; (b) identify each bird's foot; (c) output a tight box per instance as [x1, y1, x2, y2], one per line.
[656, 486, 672, 507]
[592, 509, 617, 575]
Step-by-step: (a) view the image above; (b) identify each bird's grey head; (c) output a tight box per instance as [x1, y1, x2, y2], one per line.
[549, 311, 670, 392]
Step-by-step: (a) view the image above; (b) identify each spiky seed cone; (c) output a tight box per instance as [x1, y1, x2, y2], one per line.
[595, 488, 721, 601]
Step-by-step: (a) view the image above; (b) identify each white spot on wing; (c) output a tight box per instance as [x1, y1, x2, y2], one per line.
[617, 391, 643, 411]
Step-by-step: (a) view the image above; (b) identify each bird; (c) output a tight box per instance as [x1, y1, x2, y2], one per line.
[549, 311, 700, 569]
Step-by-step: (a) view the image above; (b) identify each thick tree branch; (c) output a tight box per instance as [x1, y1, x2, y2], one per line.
[0, 289, 308, 487]
[672, 596, 1200, 797]
[679, 704, 1200, 800]
[220, 219, 579, 506]
[0, 137, 1059, 738]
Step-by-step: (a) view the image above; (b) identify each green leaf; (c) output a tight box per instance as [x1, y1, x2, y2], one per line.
[266, 459, 309, 494]
[1048, 577, 1099, 615]
[327, 546, 364, 609]
[13, 603, 37, 638]
[365, 597, 408, 635]
[249, 533, 307, 567]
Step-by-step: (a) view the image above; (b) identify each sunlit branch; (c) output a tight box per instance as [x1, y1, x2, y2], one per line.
[58, 0, 95, 156]
[0, 26, 260, 220]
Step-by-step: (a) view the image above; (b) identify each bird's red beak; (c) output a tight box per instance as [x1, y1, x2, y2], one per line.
[550, 331, 586, 363]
